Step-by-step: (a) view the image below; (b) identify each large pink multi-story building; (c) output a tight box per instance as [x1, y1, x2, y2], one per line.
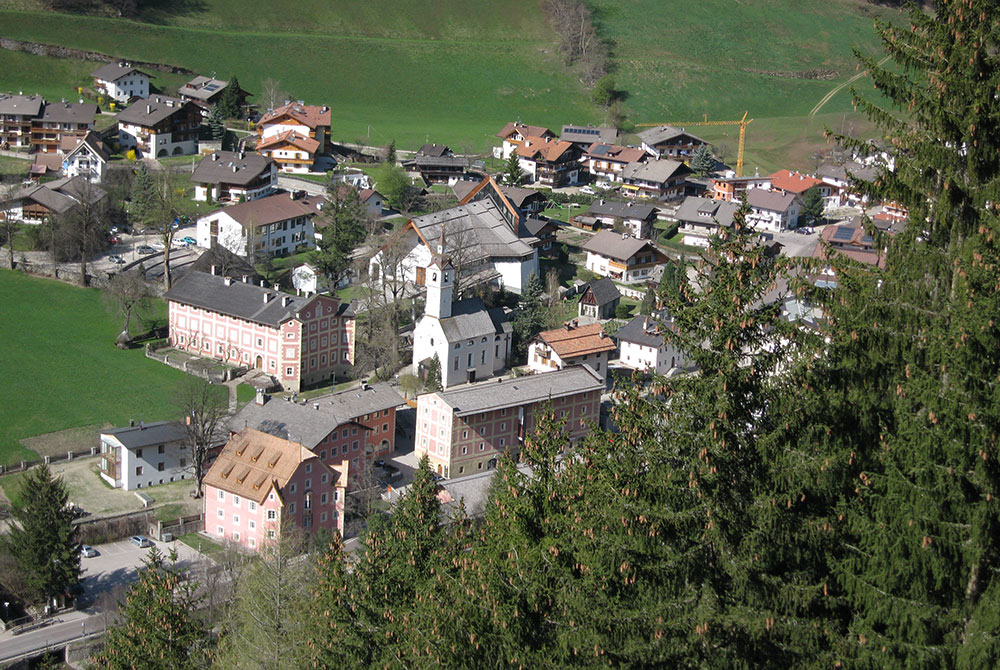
[414, 365, 604, 479]
[165, 269, 355, 391]
[203, 428, 348, 551]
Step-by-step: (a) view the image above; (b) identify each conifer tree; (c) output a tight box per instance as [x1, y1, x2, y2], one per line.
[310, 184, 367, 288]
[207, 104, 225, 143]
[129, 164, 158, 230]
[1, 464, 79, 605]
[512, 272, 546, 358]
[216, 76, 243, 121]
[689, 143, 715, 176]
[90, 548, 208, 670]
[425, 352, 443, 391]
[502, 152, 524, 186]
[800, 186, 824, 225]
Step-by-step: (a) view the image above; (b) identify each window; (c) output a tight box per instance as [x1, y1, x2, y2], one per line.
[135, 466, 143, 476]
[218, 490, 225, 501]
[289, 503, 296, 514]
[304, 493, 312, 510]
[462, 446, 468, 455]
[267, 510, 277, 520]
[305, 478, 312, 490]
[269, 493, 275, 501]
[463, 430, 468, 439]
[342, 445, 348, 455]
[249, 520, 256, 530]
[305, 463, 312, 474]
[249, 538, 256, 548]
[233, 495, 240, 507]
[500, 438, 506, 446]
[352, 440, 359, 451]
[321, 512, 328, 522]
[158, 445, 165, 454]
[233, 515, 240, 525]
[480, 443, 485, 451]
[268, 530, 276, 539]
[217, 526, 225, 536]
[290, 483, 297, 493]
[342, 428, 349, 438]
[454, 357, 459, 371]
[286, 367, 293, 376]
[249, 501, 257, 512]
[478, 462, 483, 470]
[321, 473, 328, 483]
[136, 448, 143, 458]
[481, 350, 486, 364]
[459, 466, 464, 474]
[157, 462, 164, 472]
[321, 492, 328, 504]
[217, 509, 224, 518]
[468, 353, 473, 367]
[352, 427, 358, 435]
[320, 450, 327, 460]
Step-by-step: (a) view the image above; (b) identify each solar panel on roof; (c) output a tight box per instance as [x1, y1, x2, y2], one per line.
[204, 84, 221, 92]
[860, 235, 874, 245]
[832, 227, 855, 241]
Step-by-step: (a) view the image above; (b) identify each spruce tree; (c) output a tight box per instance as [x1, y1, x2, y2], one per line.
[512, 272, 546, 358]
[207, 104, 226, 143]
[689, 143, 715, 176]
[502, 152, 524, 186]
[800, 186, 824, 225]
[216, 76, 243, 120]
[129, 164, 159, 230]
[90, 548, 208, 670]
[310, 184, 367, 288]
[2, 464, 79, 605]
[425, 352, 442, 391]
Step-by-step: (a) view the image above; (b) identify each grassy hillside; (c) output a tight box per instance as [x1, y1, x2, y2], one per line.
[0, 0, 897, 164]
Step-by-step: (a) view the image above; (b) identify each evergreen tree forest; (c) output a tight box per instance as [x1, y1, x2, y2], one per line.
[93, 2, 1000, 667]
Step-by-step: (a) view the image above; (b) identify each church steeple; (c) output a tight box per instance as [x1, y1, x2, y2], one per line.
[425, 226, 453, 320]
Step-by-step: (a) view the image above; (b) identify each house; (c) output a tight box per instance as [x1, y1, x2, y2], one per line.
[60, 131, 110, 183]
[413, 365, 604, 479]
[0, 94, 44, 150]
[711, 171, 772, 202]
[521, 217, 558, 255]
[583, 143, 646, 183]
[615, 313, 685, 374]
[328, 183, 383, 219]
[409, 154, 470, 184]
[196, 191, 323, 257]
[620, 159, 691, 200]
[257, 102, 331, 171]
[412, 238, 513, 388]
[91, 62, 150, 104]
[580, 199, 658, 239]
[499, 186, 547, 216]
[527, 321, 616, 380]
[291, 263, 322, 295]
[178, 75, 249, 113]
[30, 101, 97, 154]
[203, 428, 347, 551]
[99, 420, 188, 491]
[817, 161, 877, 207]
[560, 124, 617, 150]
[369, 177, 539, 296]
[187, 245, 261, 284]
[767, 169, 829, 198]
[0, 175, 106, 224]
[191, 150, 277, 203]
[581, 230, 668, 283]
[812, 223, 886, 268]
[165, 269, 356, 391]
[745, 188, 800, 232]
[578, 277, 621, 320]
[496, 121, 556, 159]
[515, 136, 580, 187]
[674, 196, 741, 247]
[637, 126, 707, 159]
[30, 153, 62, 179]
[116, 95, 201, 157]
[230, 383, 404, 489]
[418, 143, 452, 158]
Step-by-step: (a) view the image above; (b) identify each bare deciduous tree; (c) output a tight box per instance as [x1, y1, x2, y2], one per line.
[259, 78, 288, 113]
[0, 182, 18, 270]
[103, 271, 153, 348]
[56, 179, 109, 286]
[175, 377, 230, 498]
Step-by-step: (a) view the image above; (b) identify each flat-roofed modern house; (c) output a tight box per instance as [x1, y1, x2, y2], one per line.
[527, 321, 617, 380]
[116, 95, 202, 157]
[203, 428, 348, 551]
[637, 125, 707, 159]
[191, 150, 277, 203]
[414, 365, 604, 479]
[0, 94, 44, 150]
[30, 101, 97, 154]
[99, 420, 188, 490]
[196, 191, 323, 257]
[165, 269, 356, 391]
[582, 230, 668, 283]
[91, 62, 150, 104]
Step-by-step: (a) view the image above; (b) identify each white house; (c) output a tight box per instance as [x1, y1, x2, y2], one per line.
[191, 150, 277, 203]
[615, 314, 685, 375]
[581, 230, 668, 283]
[745, 188, 800, 232]
[412, 240, 513, 388]
[91, 62, 150, 104]
[60, 131, 110, 183]
[527, 321, 616, 381]
[99, 420, 189, 490]
[495, 121, 556, 159]
[291, 263, 321, 295]
[196, 191, 323, 258]
[369, 177, 539, 296]
[673, 196, 741, 247]
[116, 95, 202, 158]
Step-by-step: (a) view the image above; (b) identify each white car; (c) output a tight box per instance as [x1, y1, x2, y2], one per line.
[80, 544, 97, 558]
[579, 186, 596, 195]
[149, 242, 165, 252]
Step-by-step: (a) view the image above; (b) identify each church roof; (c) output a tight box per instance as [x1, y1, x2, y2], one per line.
[437, 298, 512, 342]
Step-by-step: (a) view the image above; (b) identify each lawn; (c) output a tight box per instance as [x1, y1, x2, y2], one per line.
[0, 269, 196, 466]
[0, 155, 31, 178]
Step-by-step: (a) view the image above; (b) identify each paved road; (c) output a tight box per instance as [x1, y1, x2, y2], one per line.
[0, 538, 209, 665]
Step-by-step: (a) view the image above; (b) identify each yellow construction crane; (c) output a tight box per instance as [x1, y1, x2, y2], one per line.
[637, 111, 753, 176]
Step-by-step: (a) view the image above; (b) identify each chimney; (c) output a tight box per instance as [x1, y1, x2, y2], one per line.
[224, 276, 233, 286]
[273, 283, 280, 291]
[281, 296, 291, 307]
[146, 104, 152, 114]
[255, 389, 267, 406]
[212, 152, 218, 161]
[232, 166, 238, 173]
[210, 264, 217, 275]
[643, 317, 649, 329]
[260, 280, 266, 287]
[599, 331, 606, 339]
[242, 275, 249, 283]
[263, 293, 273, 303]
[129, 419, 135, 427]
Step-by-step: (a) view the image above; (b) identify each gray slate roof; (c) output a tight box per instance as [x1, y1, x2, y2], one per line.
[434, 365, 603, 416]
[615, 313, 675, 348]
[413, 155, 469, 168]
[165, 270, 325, 327]
[38, 101, 97, 125]
[499, 185, 545, 209]
[439, 298, 512, 341]
[177, 76, 230, 103]
[410, 199, 535, 263]
[418, 143, 451, 157]
[521, 217, 555, 238]
[582, 277, 621, 307]
[7, 175, 107, 214]
[622, 159, 690, 184]
[103, 421, 185, 449]
[746, 188, 798, 213]
[560, 124, 617, 145]
[586, 199, 657, 221]
[230, 384, 404, 447]
[192, 151, 273, 186]
[637, 125, 707, 147]
[582, 230, 658, 261]
[0, 94, 44, 117]
[116, 95, 194, 127]
[91, 62, 149, 82]
[674, 196, 741, 228]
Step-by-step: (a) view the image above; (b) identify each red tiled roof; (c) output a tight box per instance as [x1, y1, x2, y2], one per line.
[535, 322, 617, 359]
[496, 122, 554, 140]
[258, 129, 320, 154]
[768, 169, 823, 195]
[515, 136, 574, 162]
[259, 102, 331, 129]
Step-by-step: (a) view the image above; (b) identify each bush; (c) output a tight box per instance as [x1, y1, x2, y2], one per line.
[615, 302, 633, 319]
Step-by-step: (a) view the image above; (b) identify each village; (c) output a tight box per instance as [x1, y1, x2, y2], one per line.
[0, 61, 907, 662]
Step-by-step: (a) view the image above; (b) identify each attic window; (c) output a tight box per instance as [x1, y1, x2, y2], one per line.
[221, 464, 235, 479]
[251, 447, 265, 462]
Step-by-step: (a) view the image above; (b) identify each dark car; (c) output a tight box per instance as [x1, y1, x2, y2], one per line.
[135, 245, 156, 255]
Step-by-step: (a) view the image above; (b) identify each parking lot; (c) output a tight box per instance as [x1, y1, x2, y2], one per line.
[79, 537, 210, 604]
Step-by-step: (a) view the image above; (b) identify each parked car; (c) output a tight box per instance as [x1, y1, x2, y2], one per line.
[375, 459, 399, 474]
[107, 235, 121, 245]
[80, 544, 97, 558]
[579, 185, 596, 195]
[130, 535, 152, 548]
[179, 236, 196, 246]
[136, 245, 156, 255]
[795, 226, 815, 235]
[149, 241, 165, 251]
[109, 254, 125, 265]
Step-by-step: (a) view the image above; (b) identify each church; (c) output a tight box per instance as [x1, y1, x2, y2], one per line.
[412, 232, 513, 388]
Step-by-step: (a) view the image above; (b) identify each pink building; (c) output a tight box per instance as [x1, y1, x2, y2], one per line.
[203, 428, 347, 551]
[414, 365, 604, 479]
[165, 270, 355, 391]
[230, 383, 405, 488]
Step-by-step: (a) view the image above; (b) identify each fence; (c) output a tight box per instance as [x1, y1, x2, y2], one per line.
[73, 509, 154, 545]
[0, 446, 98, 476]
[145, 345, 247, 383]
[154, 512, 205, 541]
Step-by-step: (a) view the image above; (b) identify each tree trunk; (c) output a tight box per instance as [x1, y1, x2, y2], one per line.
[163, 245, 172, 290]
[79, 254, 88, 286]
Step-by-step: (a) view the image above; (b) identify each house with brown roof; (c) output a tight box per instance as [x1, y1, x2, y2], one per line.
[116, 95, 201, 157]
[257, 102, 331, 171]
[60, 131, 110, 183]
[1, 175, 106, 224]
[581, 230, 667, 283]
[528, 321, 616, 380]
[583, 143, 647, 183]
[767, 169, 828, 197]
[745, 188, 800, 232]
[30, 101, 98, 154]
[637, 125, 707, 159]
[418, 143, 452, 158]
[515, 136, 580, 187]
[578, 277, 621, 320]
[191, 150, 277, 203]
[91, 62, 151, 104]
[0, 94, 44, 150]
[496, 121, 556, 159]
[620, 159, 692, 200]
[203, 428, 348, 551]
[195, 191, 324, 257]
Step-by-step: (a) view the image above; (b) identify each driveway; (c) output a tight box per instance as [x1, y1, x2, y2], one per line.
[78, 537, 207, 604]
